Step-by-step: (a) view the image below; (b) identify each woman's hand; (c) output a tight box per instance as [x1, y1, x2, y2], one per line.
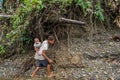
[48, 59, 53, 63]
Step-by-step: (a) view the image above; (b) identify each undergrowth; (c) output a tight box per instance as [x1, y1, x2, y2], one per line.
[0, 0, 105, 54]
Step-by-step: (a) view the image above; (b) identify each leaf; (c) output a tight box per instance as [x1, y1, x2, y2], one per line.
[95, 2, 104, 22]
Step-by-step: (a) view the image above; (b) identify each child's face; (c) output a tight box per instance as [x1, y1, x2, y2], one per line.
[34, 38, 39, 43]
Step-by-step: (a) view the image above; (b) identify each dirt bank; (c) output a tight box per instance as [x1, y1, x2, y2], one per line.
[0, 28, 120, 80]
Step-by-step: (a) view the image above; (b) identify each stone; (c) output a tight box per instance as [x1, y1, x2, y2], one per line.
[90, 78, 97, 80]
[117, 78, 120, 80]
[80, 76, 88, 80]
[109, 42, 114, 45]
[107, 77, 114, 80]
[95, 75, 99, 79]
[71, 55, 80, 64]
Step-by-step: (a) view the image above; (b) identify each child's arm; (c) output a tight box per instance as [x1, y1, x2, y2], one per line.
[42, 50, 53, 63]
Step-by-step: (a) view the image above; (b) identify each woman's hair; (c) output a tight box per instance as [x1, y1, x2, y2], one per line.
[47, 36, 55, 41]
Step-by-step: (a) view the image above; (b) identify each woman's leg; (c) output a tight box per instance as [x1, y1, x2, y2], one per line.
[47, 64, 55, 78]
[47, 64, 51, 76]
[31, 67, 41, 77]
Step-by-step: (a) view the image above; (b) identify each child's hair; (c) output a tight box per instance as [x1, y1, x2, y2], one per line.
[34, 37, 40, 42]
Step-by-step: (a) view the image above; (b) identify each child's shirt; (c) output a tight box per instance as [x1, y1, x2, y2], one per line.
[34, 40, 49, 60]
[34, 49, 45, 60]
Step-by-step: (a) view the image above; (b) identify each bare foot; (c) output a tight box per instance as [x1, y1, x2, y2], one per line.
[48, 73, 56, 78]
[31, 74, 39, 78]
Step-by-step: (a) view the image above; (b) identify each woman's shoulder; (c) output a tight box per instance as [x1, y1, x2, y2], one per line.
[42, 40, 48, 44]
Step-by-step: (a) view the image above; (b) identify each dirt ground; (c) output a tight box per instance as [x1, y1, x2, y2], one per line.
[0, 28, 120, 80]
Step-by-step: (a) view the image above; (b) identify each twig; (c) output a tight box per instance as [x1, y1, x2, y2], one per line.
[0, 31, 3, 41]
[53, 29, 59, 43]
[0, 14, 12, 18]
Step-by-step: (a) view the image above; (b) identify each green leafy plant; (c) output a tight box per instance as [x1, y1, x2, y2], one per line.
[0, 45, 6, 55]
[76, 0, 92, 13]
[6, 0, 45, 43]
[22, 31, 32, 45]
[95, 2, 104, 22]
[5, 0, 105, 46]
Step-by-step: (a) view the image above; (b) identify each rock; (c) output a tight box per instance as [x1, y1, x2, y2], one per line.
[112, 34, 120, 42]
[104, 71, 107, 74]
[109, 42, 114, 45]
[117, 78, 120, 80]
[80, 76, 88, 80]
[90, 78, 97, 80]
[90, 75, 99, 80]
[71, 55, 80, 64]
[55, 73, 61, 80]
[95, 75, 99, 79]
[107, 77, 115, 80]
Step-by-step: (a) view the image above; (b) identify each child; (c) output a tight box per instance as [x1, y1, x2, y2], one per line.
[33, 38, 41, 50]
[31, 36, 55, 78]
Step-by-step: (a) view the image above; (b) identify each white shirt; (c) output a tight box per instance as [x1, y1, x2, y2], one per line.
[34, 40, 49, 60]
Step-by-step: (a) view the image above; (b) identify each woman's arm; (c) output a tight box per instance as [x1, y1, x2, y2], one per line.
[42, 50, 53, 63]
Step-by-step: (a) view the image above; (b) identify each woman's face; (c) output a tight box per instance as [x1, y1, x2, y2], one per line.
[48, 40, 55, 44]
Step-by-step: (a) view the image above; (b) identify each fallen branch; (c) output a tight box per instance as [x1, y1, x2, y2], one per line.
[0, 14, 12, 18]
[59, 17, 86, 25]
[46, 10, 86, 25]
[0, 31, 3, 41]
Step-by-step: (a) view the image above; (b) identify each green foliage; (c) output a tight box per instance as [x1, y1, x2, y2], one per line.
[5, 0, 105, 46]
[52, 0, 104, 22]
[6, 0, 45, 43]
[95, 2, 104, 22]
[22, 31, 32, 45]
[0, 45, 6, 55]
[58, 0, 73, 6]
[76, 0, 92, 13]
[12, 0, 44, 29]
[76, 0, 104, 22]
